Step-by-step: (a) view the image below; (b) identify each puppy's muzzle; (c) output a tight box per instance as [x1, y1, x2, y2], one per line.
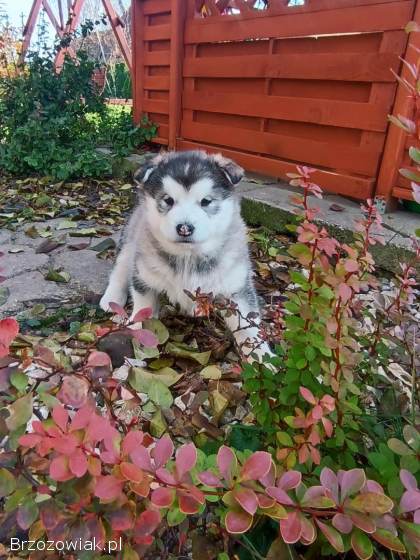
[176, 223, 195, 237]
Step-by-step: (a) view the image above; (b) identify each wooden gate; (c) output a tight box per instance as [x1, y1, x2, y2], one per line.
[132, 0, 419, 203]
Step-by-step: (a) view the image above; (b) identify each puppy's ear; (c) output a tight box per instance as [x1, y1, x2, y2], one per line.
[133, 162, 156, 185]
[211, 153, 244, 185]
[133, 152, 170, 185]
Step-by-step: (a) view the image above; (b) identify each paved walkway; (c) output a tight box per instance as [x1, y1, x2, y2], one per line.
[0, 219, 120, 316]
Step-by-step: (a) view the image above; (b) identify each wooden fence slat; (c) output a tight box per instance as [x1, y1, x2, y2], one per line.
[177, 140, 375, 199]
[183, 91, 390, 131]
[144, 76, 170, 90]
[185, 2, 414, 43]
[143, 98, 170, 114]
[144, 24, 171, 41]
[168, 0, 187, 149]
[132, 0, 145, 122]
[144, 51, 170, 66]
[143, 0, 171, 14]
[180, 121, 381, 176]
[184, 52, 399, 82]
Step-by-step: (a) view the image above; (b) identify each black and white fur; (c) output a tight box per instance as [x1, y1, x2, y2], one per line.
[100, 150, 270, 360]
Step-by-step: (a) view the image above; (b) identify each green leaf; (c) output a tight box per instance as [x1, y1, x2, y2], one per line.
[387, 438, 413, 456]
[167, 506, 186, 527]
[143, 319, 169, 344]
[45, 269, 71, 283]
[150, 408, 167, 438]
[129, 367, 182, 389]
[371, 529, 405, 553]
[10, 371, 28, 391]
[276, 431, 293, 447]
[200, 365, 222, 380]
[351, 529, 373, 560]
[0, 468, 16, 498]
[165, 341, 211, 365]
[6, 393, 33, 431]
[409, 146, 420, 163]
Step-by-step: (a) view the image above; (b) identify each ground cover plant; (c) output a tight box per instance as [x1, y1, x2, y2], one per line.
[0, 24, 156, 181]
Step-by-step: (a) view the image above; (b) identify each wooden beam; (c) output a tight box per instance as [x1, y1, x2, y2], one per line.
[19, 0, 43, 64]
[168, 0, 187, 149]
[101, 0, 132, 71]
[42, 0, 63, 35]
[375, 0, 419, 207]
[132, 0, 145, 122]
[55, 0, 85, 69]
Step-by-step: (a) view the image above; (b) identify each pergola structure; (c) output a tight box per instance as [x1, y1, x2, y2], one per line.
[20, 0, 132, 71]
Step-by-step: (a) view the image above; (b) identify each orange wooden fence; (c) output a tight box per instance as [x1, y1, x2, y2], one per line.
[132, 0, 419, 204]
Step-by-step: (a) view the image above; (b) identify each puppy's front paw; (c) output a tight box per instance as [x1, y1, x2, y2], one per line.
[99, 290, 127, 312]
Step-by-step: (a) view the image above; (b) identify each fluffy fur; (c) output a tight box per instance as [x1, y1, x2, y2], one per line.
[100, 150, 270, 359]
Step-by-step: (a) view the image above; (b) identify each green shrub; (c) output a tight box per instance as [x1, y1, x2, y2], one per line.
[0, 49, 156, 181]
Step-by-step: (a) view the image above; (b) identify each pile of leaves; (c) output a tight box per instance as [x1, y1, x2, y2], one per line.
[0, 40, 156, 181]
[0, 161, 419, 560]
[0, 176, 137, 230]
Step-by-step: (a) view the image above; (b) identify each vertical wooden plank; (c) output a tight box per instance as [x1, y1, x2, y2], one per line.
[169, 0, 187, 149]
[375, 0, 420, 206]
[132, 0, 145, 123]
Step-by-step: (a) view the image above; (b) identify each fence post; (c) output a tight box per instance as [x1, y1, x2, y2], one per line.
[132, 0, 144, 124]
[168, 0, 187, 150]
[375, 0, 420, 208]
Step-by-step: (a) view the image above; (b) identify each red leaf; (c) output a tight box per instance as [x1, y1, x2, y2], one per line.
[131, 307, 153, 323]
[49, 456, 72, 482]
[134, 509, 161, 537]
[349, 512, 376, 534]
[109, 302, 128, 318]
[233, 488, 259, 515]
[94, 475, 123, 501]
[19, 434, 42, 447]
[69, 449, 88, 478]
[278, 470, 302, 491]
[52, 406, 69, 432]
[217, 446, 237, 485]
[178, 491, 202, 514]
[120, 462, 144, 484]
[332, 513, 353, 534]
[152, 434, 174, 469]
[320, 467, 339, 503]
[338, 283, 352, 303]
[316, 520, 344, 552]
[155, 467, 177, 486]
[240, 451, 272, 481]
[266, 487, 295, 506]
[300, 387, 316, 405]
[130, 328, 158, 348]
[108, 506, 134, 531]
[70, 405, 92, 431]
[400, 490, 420, 513]
[225, 510, 253, 534]
[345, 259, 359, 273]
[122, 430, 144, 455]
[151, 487, 175, 508]
[87, 351, 111, 368]
[340, 469, 366, 500]
[400, 469, 417, 491]
[0, 318, 19, 358]
[176, 442, 197, 479]
[130, 445, 153, 472]
[280, 511, 302, 544]
[58, 376, 89, 409]
[198, 471, 223, 488]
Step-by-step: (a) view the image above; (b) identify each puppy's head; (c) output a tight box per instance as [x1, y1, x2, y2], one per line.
[134, 150, 244, 247]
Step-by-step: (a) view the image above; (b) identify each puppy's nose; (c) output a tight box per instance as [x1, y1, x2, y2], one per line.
[176, 223, 195, 237]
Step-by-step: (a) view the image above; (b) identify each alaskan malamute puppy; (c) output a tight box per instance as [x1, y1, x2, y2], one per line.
[100, 150, 270, 360]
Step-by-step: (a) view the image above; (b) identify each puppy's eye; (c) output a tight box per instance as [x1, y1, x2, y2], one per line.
[163, 196, 174, 207]
[201, 198, 212, 207]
